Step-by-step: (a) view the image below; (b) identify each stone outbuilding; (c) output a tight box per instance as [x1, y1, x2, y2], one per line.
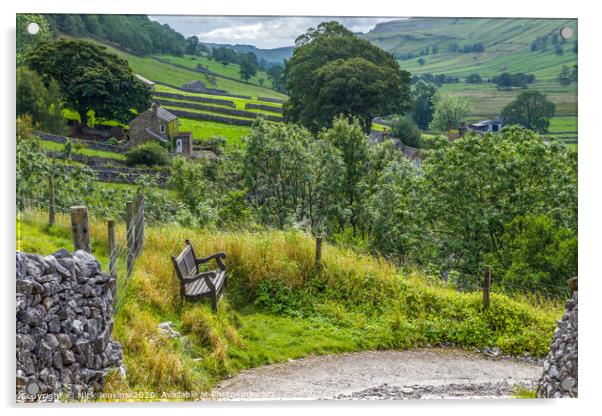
[127, 102, 194, 157]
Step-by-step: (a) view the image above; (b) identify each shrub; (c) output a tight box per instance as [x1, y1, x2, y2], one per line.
[125, 141, 169, 167]
[390, 115, 422, 147]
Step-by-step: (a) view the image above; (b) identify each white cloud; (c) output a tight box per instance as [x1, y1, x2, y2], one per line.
[150, 16, 402, 49]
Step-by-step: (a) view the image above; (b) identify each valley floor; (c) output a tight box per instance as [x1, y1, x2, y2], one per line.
[211, 348, 541, 400]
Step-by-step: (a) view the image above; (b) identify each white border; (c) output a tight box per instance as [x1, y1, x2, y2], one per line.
[2, 1, 600, 415]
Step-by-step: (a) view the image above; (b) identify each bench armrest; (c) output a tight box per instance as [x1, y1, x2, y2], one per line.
[196, 252, 226, 271]
[182, 270, 216, 283]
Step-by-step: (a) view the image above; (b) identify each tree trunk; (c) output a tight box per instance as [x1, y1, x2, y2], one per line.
[78, 110, 88, 130]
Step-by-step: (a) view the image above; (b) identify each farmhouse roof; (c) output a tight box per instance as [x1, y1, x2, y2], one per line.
[134, 74, 155, 86]
[155, 106, 178, 122]
[470, 118, 502, 127]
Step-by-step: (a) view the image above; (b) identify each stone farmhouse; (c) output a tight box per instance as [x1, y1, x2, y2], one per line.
[469, 118, 503, 133]
[128, 102, 194, 157]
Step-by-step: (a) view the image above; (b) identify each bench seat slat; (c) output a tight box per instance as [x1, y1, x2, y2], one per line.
[172, 241, 227, 312]
[185, 278, 210, 296]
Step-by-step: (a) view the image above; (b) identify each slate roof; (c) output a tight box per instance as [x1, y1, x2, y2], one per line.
[470, 118, 502, 127]
[155, 107, 178, 122]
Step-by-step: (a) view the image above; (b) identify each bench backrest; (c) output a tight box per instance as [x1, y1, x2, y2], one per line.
[172, 244, 198, 281]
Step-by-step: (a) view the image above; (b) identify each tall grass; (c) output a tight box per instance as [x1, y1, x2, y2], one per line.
[17, 215, 562, 400]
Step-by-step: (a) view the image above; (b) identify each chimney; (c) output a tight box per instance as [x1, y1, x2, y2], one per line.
[151, 102, 159, 119]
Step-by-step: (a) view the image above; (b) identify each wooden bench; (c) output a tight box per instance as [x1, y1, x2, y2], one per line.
[171, 240, 227, 312]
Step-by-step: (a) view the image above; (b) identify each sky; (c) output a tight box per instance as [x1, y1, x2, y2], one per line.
[149, 16, 401, 49]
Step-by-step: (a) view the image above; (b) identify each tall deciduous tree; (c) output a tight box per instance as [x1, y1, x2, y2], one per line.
[501, 90, 556, 133]
[283, 21, 411, 133]
[17, 67, 64, 133]
[419, 126, 577, 275]
[411, 80, 438, 130]
[26, 39, 151, 128]
[429, 93, 470, 132]
[239, 53, 258, 82]
[319, 116, 370, 233]
[244, 120, 345, 233]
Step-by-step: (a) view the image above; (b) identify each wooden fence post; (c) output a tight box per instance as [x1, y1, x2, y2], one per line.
[48, 175, 55, 226]
[70, 206, 91, 253]
[126, 202, 135, 276]
[135, 193, 145, 255]
[482, 265, 492, 309]
[107, 220, 116, 278]
[315, 236, 323, 267]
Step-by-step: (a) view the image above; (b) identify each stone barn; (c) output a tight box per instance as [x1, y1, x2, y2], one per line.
[127, 102, 194, 157]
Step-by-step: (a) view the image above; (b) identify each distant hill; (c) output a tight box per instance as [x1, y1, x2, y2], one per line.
[204, 43, 294, 65]
[363, 17, 578, 80]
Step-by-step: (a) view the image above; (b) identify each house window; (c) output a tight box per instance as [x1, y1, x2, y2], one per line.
[160, 124, 166, 134]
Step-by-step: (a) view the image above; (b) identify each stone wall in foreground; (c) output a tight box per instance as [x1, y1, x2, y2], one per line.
[537, 282, 578, 398]
[16, 250, 122, 402]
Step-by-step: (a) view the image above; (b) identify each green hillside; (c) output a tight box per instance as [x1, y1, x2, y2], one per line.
[154, 54, 272, 89]
[365, 17, 577, 80]
[95, 41, 287, 101]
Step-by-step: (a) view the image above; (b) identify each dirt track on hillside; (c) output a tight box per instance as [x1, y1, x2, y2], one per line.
[211, 348, 542, 400]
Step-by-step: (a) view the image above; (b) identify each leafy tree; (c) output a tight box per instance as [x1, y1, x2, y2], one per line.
[501, 90, 556, 133]
[17, 67, 64, 133]
[486, 213, 577, 297]
[267, 64, 285, 92]
[417, 57, 425, 66]
[16, 116, 50, 206]
[368, 158, 420, 262]
[429, 94, 470, 131]
[319, 116, 370, 233]
[239, 53, 258, 82]
[185, 36, 203, 55]
[44, 14, 186, 56]
[492, 72, 535, 89]
[555, 44, 564, 56]
[411, 80, 438, 129]
[390, 115, 422, 147]
[465, 73, 482, 84]
[211, 47, 239, 66]
[168, 156, 214, 222]
[125, 142, 169, 167]
[26, 39, 151, 128]
[243, 120, 345, 232]
[419, 126, 576, 274]
[16, 14, 51, 66]
[283, 21, 411, 133]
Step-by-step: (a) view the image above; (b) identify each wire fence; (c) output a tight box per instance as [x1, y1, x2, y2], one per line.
[319, 241, 572, 305]
[18, 193, 146, 313]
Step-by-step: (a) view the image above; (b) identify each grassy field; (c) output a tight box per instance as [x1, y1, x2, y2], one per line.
[93, 42, 287, 101]
[439, 81, 577, 118]
[39, 139, 126, 161]
[18, 213, 562, 400]
[366, 18, 577, 81]
[178, 119, 250, 148]
[362, 18, 578, 122]
[154, 84, 283, 111]
[154, 54, 272, 88]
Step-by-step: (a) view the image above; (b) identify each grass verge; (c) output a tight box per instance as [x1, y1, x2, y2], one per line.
[18, 214, 561, 401]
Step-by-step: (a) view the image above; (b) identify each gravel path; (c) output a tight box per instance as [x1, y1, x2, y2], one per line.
[212, 348, 542, 400]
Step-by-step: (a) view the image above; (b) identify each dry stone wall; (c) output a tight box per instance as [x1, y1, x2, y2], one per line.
[537, 286, 578, 398]
[16, 250, 122, 402]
